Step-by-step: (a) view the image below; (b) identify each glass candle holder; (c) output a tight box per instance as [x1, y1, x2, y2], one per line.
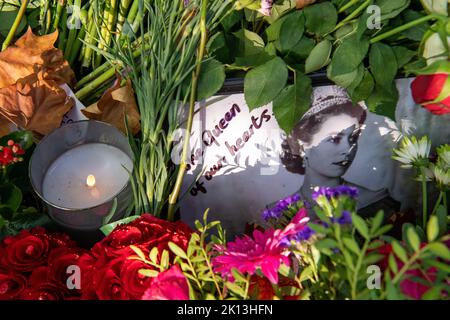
[29, 120, 134, 231]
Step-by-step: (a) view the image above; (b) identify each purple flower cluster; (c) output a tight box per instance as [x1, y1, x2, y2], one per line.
[331, 210, 352, 225]
[262, 194, 301, 222]
[281, 225, 316, 247]
[311, 185, 359, 201]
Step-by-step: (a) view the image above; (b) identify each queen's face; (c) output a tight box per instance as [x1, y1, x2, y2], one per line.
[303, 114, 361, 178]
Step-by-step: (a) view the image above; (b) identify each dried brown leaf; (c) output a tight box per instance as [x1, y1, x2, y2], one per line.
[0, 75, 74, 136]
[0, 28, 75, 89]
[82, 78, 140, 135]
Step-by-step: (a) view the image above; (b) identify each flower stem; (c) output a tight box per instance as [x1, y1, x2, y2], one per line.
[431, 191, 444, 216]
[338, 0, 360, 13]
[1, 0, 29, 51]
[52, 0, 66, 32]
[75, 67, 116, 100]
[420, 166, 428, 228]
[332, 0, 371, 32]
[370, 15, 436, 44]
[167, 0, 209, 222]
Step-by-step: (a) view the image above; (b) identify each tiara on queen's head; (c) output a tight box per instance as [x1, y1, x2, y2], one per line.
[301, 86, 366, 120]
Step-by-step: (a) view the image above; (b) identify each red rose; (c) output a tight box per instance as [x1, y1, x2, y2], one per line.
[0, 267, 27, 300]
[411, 73, 450, 115]
[120, 259, 153, 299]
[78, 214, 193, 300]
[93, 259, 129, 300]
[20, 283, 68, 300]
[48, 247, 85, 286]
[1, 230, 50, 272]
[28, 266, 50, 287]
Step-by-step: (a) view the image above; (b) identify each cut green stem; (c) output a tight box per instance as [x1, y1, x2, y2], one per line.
[370, 15, 436, 44]
[52, 0, 66, 32]
[420, 166, 428, 228]
[2, 0, 29, 51]
[167, 0, 209, 222]
[333, 0, 371, 32]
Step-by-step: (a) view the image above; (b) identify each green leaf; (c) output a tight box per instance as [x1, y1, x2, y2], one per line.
[160, 250, 170, 269]
[370, 210, 385, 235]
[168, 242, 188, 260]
[285, 37, 315, 61]
[130, 245, 146, 260]
[226, 281, 246, 298]
[197, 59, 225, 100]
[99, 215, 140, 236]
[329, 34, 369, 77]
[406, 226, 421, 253]
[221, 9, 243, 31]
[266, 15, 289, 42]
[231, 268, 247, 283]
[273, 72, 312, 133]
[233, 29, 265, 57]
[388, 254, 398, 273]
[392, 46, 416, 69]
[264, 0, 297, 24]
[366, 83, 398, 120]
[376, 0, 411, 20]
[315, 238, 339, 250]
[343, 237, 360, 255]
[422, 285, 445, 300]
[308, 222, 330, 235]
[139, 269, 159, 278]
[244, 57, 288, 109]
[386, 281, 402, 300]
[427, 243, 450, 260]
[352, 213, 370, 239]
[0, 183, 22, 213]
[299, 265, 314, 282]
[279, 11, 305, 52]
[373, 224, 393, 237]
[102, 197, 118, 226]
[305, 40, 332, 74]
[149, 247, 159, 264]
[0, 10, 27, 38]
[391, 240, 408, 263]
[400, 10, 428, 41]
[436, 205, 447, 236]
[364, 253, 384, 265]
[304, 1, 338, 36]
[234, 51, 273, 68]
[427, 215, 439, 242]
[369, 43, 398, 91]
[328, 63, 363, 88]
[342, 250, 355, 270]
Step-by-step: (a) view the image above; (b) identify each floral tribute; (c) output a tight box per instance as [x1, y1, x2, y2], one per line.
[78, 214, 193, 300]
[0, 227, 84, 300]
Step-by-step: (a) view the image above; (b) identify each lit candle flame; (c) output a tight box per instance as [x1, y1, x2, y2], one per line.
[86, 174, 96, 187]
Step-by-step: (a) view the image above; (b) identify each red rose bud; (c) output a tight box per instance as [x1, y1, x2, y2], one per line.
[411, 73, 450, 115]
[0, 267, 28, 300]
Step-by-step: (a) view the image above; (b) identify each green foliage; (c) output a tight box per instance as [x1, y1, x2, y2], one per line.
[0, 131, 48, 240]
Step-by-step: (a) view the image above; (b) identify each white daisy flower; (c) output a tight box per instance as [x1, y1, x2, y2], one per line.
[415, 165, 435, 182]
[433, 165, 450, 189]
[393, 136, 431, 169]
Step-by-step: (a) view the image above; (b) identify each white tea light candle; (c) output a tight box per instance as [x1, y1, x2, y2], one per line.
[42, 143, 133, 209]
